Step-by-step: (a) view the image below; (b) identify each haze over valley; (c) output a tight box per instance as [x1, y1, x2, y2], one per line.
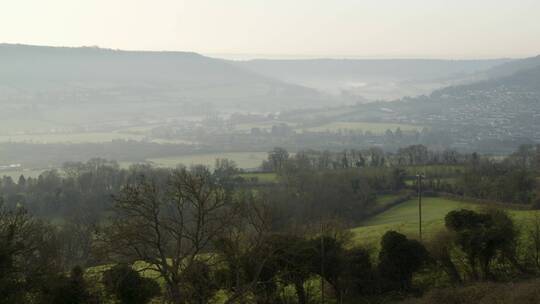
[2, 2, 540, 303]
[0, 44, 538, 173]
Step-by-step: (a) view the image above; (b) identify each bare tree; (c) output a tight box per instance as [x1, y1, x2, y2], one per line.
[98, 168, 272, 304]
[215, 193, 277, 304]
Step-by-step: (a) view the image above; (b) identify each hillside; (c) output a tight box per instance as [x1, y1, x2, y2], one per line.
[282, 55, 540, 152]
[235, 58, 509, 100]
[0, 44, 329, 111]
[482, 54, 540, 79]
[436, 63, 540, 94]
[351, 197, 534, 245]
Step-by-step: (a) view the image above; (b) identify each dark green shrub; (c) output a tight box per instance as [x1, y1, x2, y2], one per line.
[102, 264, 160, 304]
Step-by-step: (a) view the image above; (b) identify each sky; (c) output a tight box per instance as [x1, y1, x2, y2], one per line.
[1, 0, 540, 59]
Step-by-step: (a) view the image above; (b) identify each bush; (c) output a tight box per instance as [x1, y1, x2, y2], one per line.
[39, 266, 91, 304]
[102, 264, 160, 304]
[378, 231, 430, 291]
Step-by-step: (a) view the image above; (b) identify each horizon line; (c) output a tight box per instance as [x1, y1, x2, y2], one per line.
[1, 41, 535, 61]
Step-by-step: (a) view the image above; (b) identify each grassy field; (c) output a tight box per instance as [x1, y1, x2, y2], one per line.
[302, 122, 424, 134]
[238, 172, 278, 183]
[0, 132, 147, 144]
[233, 121, 297, 132]
[352, 197, 535, 246]
[0, 168, 46, 179]
[0, 119, 67, 134]
[148, 152, 267, 169]
[0, 131, 196, 145]
[374, 193, 406, 208]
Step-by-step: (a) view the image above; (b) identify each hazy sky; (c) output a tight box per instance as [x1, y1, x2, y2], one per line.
[1, 0, 540, 59]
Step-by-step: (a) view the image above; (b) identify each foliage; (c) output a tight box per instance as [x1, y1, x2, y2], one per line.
[102, 263, 160, 304]
[39, 266, 92, 304]
[0, 202, 63, 303]
[378, 231, 430, 291]
[444, 209, 521, 280]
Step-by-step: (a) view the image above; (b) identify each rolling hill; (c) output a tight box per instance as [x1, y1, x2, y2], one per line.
[234, 58, 509, 100]
[0, 43, 330, 111]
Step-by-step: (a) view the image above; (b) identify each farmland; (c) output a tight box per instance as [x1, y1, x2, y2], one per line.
[352, 197, 536, 245]
[238, 172, 278, 183]
[302, 121, 424, 134]
[0, 132, 148, 144]
[147, 152, 268, 169]
[0, 168, 46, 180]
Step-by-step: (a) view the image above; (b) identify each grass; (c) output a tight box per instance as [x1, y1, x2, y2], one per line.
[375, 193, 405, 208]
[238, 172, 278, 183]
[0, 132, 198, 145]
[0, 119, 67, 134]
[352, 197, 536, 246]
[0, 132, 147, 144]
[301, 122, 423, 134]
[147, 152, 267, 169]
[233, 121, 297, 132]
[0, 168, 46, 179]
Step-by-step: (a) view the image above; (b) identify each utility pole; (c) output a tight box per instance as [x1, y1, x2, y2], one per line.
[416, 172, 425, 241]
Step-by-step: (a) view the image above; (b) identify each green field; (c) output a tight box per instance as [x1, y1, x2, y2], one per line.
[374, 193, 406, 208]
[0, 132, 146, 144]
[0, 168, 46, 179]
[234, 121, 297, 132]
[0, 119, 66, 134]
[148, 152, 267, 169]
[0, 131, 196, 145]
[302, 122, 424, 134]
[352, 197, 534, 245]
[238, 172, 278, 183]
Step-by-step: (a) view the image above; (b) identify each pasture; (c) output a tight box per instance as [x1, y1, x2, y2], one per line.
[238, 172, 278, 183]
[147, 152, 267, 169]
[351, 197, 535, 245]
[301, 121, 424, 134]
[0, 168, 45, 180]
[0, 132, 147, 144]
[374, 193, 406, 208]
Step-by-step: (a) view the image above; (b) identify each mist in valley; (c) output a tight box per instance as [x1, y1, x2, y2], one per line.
[1, 1, 540, 303]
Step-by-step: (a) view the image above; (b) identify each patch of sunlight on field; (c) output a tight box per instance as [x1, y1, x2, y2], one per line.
[238, 172, 278, 183]
[352, 197, 536, 247]
[148, 152, 268, 169]
[352, 198, 475, 245]
[302, 121, 424, 134]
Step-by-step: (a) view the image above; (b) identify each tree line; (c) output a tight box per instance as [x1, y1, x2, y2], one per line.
[262, 145, 539, 205]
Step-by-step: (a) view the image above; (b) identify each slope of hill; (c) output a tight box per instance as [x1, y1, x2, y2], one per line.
[351, 197, 533, 245]
[482, 55, 540, 79]
[436, 62, 540, 94]
[234, 58, 510, 100]
[0, 44, 329, 110]
[285, 55, 540, 152]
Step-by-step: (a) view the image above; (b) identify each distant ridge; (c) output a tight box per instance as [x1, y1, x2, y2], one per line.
[482, 55, 540, 79]
[0, 43, 329, 110]
[232, 57, 511, 99]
